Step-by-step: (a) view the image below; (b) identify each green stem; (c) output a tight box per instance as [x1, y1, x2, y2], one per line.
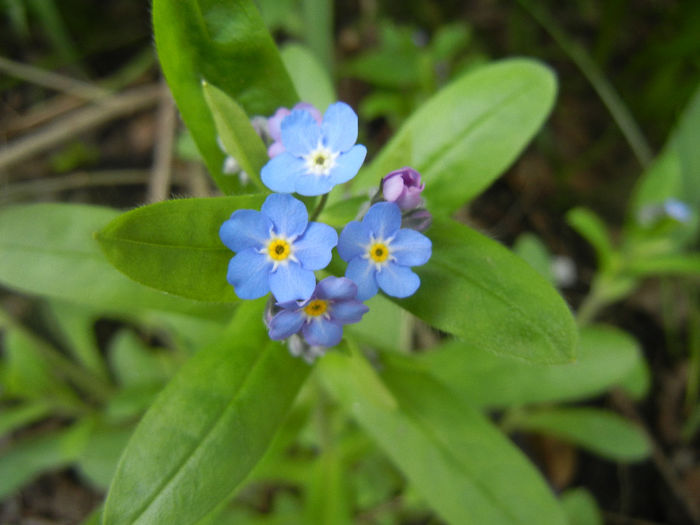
[517, 0, 653, 168]
[309, 193, 329, 222]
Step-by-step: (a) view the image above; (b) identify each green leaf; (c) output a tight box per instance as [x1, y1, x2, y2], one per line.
[77, 423, 133, 490]
[418, 325, 642, 409]
[561, 488, 603, 525]
[201, 81, 269, 192]
[616, 353, 651, 400]
[352, 58, 557, 213]
[103, 300, 311, 525]
[0, 402, 51, 436]
[397, 217, 577, 363]
[513, 232, 555, 283]
[153, 0, 297, 194]
[0, 418, 93, 498]
[304, 449, 352, 525]
[281, 43, 336, 112]
[0, 204, 229, 319]
[107, 330, 172, 388]
[625, 253, 700, 277]
[676, 85, 700, 211]
[96, 195, 265, 302]
[319, 346, 567, 525]
[510, 407, 650, 462]
[566, 207, 614, 271]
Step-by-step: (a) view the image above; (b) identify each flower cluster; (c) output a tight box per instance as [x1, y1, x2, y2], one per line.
[219, 101, 432, 362]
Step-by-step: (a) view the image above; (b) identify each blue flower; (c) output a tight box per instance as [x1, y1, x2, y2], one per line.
[219, 193, 338, 303]
[268, 277, 369, 348]
[261, 102, 367, 196]
[338, 202, 432, 300]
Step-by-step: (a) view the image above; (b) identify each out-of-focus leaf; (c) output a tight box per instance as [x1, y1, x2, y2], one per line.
[511, 407, 650, 462]
[96, 196, 265, 302]
[417, 325, 641, 408]
[281, 43, 336, 112]
[153, 0, 297, 194]
[0, 402, 51, 436]
[320, 347, 568, 525]
[76, 423, 133, 490]
[102, 300, 311, 525]
[626, 253, 700, 277]
[352, 59, 557, 213]
[107, 330, 172, 388]
[561, 488, 603, 525]
[395, 218, 577, 363]
[566, 208, 614, 271]
[0, 418, 93, 498]
[513, 232, 554, 283]
[0, 204, 229, 320]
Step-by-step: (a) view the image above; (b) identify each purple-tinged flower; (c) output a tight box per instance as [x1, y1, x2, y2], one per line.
[267, 103, 322, 158]
[338, 202, 432, 300]
[268, 277, 369, 348]
[381, 167, 425, 210]
[261, 102, 367, 196]
[219, 193, 337, 303]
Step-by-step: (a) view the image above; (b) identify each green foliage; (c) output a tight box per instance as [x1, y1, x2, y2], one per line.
[152, 0, 298, 194]
[561, 488, 603, 525]
[280, 43, 336, 111]
[353, 59, 557, 213]
[102, 300, 311, 525]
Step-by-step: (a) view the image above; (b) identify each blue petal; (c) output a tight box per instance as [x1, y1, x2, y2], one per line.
[294, 172, 336, 196]
[363, 202, 401, 240]
[294, 222, 338, 270]
[303, 318, 343, 347]
[376, 262, 420, 298]
[329, 145, 367, 185]
[321, 102, 358, 152]
[261, 153, 303, 193]
[281, 109, 321, 156]
[268, 309, 305, 340]
[219, 209, 271, 252]
[226, 249, 271, 299]
[330, 299, 369, 324]
[261, 193, 308, 238]
[390, 229, 432, 267]
[269, 262, 316, 302]
[345, 256, 378, 300]
[337, 221, 371, 261]
[316, 276, 357, 300]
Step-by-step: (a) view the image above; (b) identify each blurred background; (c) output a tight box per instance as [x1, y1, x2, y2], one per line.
[1, 0, 699, 523]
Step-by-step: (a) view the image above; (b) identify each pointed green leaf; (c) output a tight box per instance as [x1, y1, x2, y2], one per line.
[510, 407, 650, 462]
[566, 208, 614, 271]
[352, 59, 557, 213]
[396, 217, 577, 363]
[281, 43, 336, 111]
[418, 325, 642, 408]
[103, 300, 311, 525]
[201, 81, 269, 192]
[561, 488, 603, 525]
[96, 195, 265, 302]
[153, 0, 298, 194]
[320, 347, 567, 525]
[0, 204, 229, 319]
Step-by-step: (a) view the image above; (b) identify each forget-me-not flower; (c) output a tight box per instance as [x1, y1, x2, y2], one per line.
[382, 167, 425, 210]
[338, 202, 431, 300]
[219, 193, 337, 303]
[268, 276, 369, 348]
[261, 102, 367, 196]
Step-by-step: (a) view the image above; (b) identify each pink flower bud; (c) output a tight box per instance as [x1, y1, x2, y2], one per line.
[267, 103, 322, 158]
[381, 167, 425, 210]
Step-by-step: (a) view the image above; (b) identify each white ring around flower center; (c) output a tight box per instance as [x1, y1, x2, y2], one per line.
[363, 234, 396, 271]
[303, 142, 338, 176]
[259, 230, 298, 271]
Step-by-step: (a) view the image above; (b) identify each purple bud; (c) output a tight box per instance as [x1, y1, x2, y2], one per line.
[267, 103, 322, 158]
[381, 167, 425, 210]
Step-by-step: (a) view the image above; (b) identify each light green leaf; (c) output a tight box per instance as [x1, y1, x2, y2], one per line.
[103, 300, 311, 525]
[96, 195, 265, 302]
[0, 204, 229, 319]
[320, 346, 567, 525]
[566, 207, 614, 271]
[202, 81, 269, 192]
[616, 353, 651, 400]
[0, 418, 93, 498]
[418, 325, 642, 408]
[397, 217, 577, 363]
[0, 402, 51, 436]
[676, 85, 700, 210]
[107, 330, 172, 388]
[510, 407, 650, 462]
[76, 423, 133, 490]
[561, 488, 603, 525]
[352, 58, 557, 213]
[626, 253, 700, 277]
[304, 449, 352, 525]
[513, 232, 555, 283]
[153, 0, 297, 194]
[281, 43, 336, 112]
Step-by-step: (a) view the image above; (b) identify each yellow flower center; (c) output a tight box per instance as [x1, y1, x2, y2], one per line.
[303, 299, 328, 317]
[369, 242, 390, 263]
[267, 238, 291, 261]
